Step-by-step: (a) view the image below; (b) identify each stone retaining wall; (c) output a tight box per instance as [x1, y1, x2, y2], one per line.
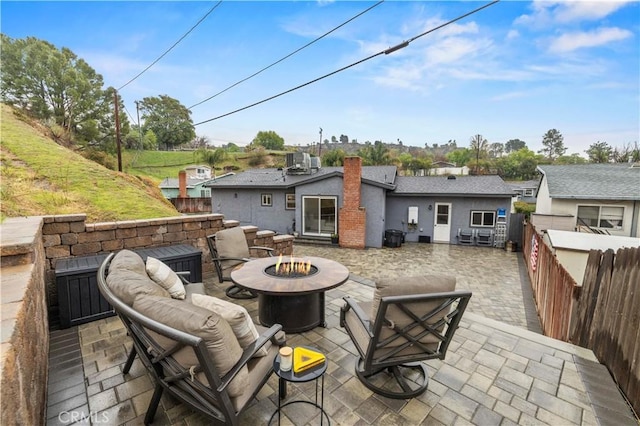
[40, 213, 294, 321]
[0, 213, 294, 424]
[0, 217, 49, 426]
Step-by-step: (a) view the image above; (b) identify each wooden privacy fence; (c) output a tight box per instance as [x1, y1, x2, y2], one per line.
[523, 221, 640, 416]
[569, 246, 640, 417]
[523, 222, 577, 340]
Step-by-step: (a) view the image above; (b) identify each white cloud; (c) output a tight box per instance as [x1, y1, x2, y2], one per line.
[506, 29, 520, 40]
[490, 91, 529, 101]
[515, 0, 633, 26]
[548, 27, 633, 53]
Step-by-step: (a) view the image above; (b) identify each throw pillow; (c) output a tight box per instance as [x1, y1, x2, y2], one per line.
[191, 293, 268, 358]
[133, 295, 248, 397]
[145, 256, 186, 300]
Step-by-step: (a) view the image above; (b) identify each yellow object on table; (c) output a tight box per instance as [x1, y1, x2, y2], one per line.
[293, 347, 325, 373]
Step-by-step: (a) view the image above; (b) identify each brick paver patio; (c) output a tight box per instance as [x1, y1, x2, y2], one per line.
[46, 243, 637, 425]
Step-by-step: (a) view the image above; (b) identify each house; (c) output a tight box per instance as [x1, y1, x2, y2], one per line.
[160, 172, 235, 199]
[206, 154, 516, 248]
[427, 161, 470, 176]
[506, 179, 539, 204]
[542, 229, 640, 284]
[184, 165, 212, 180]
[533, 164, 640, 237]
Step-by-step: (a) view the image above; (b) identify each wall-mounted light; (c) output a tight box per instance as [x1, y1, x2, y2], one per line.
[428, 204, 433, 211]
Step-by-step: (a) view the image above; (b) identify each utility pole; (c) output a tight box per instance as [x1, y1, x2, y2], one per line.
[135, 101, 143, 149]
[114, 91, 122, 172]
[318, 127, 323, 157]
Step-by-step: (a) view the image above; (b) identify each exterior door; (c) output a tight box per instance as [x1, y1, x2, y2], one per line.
[302, 196, 337, 236]
[433, 203, 451, 243]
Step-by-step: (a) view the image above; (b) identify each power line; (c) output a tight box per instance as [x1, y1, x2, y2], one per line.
[117, 1, 223, 91]
[194, 0, 499, 127]
[188, 0, 384, 109]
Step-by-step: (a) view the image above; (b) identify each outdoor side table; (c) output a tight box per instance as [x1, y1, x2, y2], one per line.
[269, 347, 329, 426]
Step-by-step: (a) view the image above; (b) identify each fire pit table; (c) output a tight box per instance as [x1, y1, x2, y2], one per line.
[230, 256, 349, 333]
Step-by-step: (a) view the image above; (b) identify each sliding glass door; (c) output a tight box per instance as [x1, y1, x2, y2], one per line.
[302, 196, 337, 236]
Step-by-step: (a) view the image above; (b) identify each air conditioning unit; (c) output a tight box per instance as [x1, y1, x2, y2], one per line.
[286, 152, 312, 175]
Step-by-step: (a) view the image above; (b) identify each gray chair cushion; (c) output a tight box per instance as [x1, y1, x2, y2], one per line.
[133, 295, 249, 398]
[371, 275, 456, 347]
[215, 227, 250, 278]
[106, 250, 170, 306]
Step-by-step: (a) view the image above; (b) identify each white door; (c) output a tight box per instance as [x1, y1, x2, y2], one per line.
[433, 203, 452, 243]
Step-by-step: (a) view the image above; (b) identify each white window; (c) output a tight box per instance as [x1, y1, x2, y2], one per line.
[285, 193, 296, 210]
[577, 205, 623, 229]
[200, 189, 210, 197]
[524, 189, 534, 197]
[261, 193, 272, 207]
[471, 211, 495, 227]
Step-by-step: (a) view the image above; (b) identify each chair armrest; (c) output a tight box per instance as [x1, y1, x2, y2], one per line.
[211, 256, 251, 263]
[218, 324, 284, 391]
[341, 297, 373, 337]
[249, 246, 275, 257]
[176, 271, 192, 285]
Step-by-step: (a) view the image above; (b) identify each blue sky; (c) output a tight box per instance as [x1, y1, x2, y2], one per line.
[2, 1, 639, 155]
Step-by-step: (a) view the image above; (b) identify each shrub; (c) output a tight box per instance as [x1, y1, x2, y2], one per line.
[82, 149, 117, 170]
[514, 201, 536, 218]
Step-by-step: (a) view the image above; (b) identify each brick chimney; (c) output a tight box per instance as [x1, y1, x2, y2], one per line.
[339, 156, 366, 249]
[178, 170, 187, 198]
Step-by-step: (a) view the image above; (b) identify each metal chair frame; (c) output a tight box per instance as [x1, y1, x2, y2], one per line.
[97, 253, 284, 425]
[340, 290, 471, 399]
[206, 230, 274, 299]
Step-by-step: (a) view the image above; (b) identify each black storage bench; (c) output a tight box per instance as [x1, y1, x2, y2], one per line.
[54, 244, 202, 329]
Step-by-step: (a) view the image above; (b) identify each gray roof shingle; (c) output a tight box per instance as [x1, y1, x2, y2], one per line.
[393, 175, 515, 197]
[538, 164, 640, 200]
[206, 166, 397, 189]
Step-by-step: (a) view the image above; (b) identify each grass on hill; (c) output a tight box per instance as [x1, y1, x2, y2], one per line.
[1, 104, 179, 222]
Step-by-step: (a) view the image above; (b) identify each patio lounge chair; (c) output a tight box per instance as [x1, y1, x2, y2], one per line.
[457, 228, 474, 245]
[97, 250, 286, 425]
[476, 229, 494, 246]
[340, 275, 471, 399]
[207, 227, 274, 299]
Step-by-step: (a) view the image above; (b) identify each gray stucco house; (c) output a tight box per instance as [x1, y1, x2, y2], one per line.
[533, 163, 640, 237]
[206, 155, 516, 248]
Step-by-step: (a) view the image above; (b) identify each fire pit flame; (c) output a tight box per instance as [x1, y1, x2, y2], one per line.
[275, 254, 312, 276]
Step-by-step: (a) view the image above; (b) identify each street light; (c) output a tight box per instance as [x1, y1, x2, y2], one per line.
[318, 127, 323, 157]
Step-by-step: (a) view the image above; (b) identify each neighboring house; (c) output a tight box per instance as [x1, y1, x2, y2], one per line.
[427, 161, 470, 176]
[206, 154, 515, 248]
[159, 177, 213, 199]
[533, 164, 640, 238]
[507, 179, 539, 204]
[542, 229, 640, 284]
[184, 165, 212, 180]
[159, 172, 234, 199]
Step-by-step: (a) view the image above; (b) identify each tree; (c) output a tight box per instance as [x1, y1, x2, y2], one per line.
[585, 141, 612, 163]
[251, 130, 284, 150]
[538, 129, 566, 161]
[505, 139, 526, 153]
[339, 134, 349, 144]
[322, 149, 346, 166]
[495, 148, 539, 180]
[198, 147, 226, 172]
[612, 142, 640, 163]
[358, 141, 391, 165]
[555, 153, 587, 164]
[1, 35, 124, 149]
[139, 95, 195, 150]
[446, 148, 472, 167]
[469, 134, 488, 174]
[488, 142, 505, 158]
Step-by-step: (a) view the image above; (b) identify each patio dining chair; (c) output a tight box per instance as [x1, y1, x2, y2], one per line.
[340, 275, 471, 399]
[207, 226, 274, 299]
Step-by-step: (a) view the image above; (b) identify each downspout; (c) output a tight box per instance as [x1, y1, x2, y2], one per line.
[631, 200, 639, 237]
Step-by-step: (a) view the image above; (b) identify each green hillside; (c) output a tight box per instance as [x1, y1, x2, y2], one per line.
[1, 105, 179, 222]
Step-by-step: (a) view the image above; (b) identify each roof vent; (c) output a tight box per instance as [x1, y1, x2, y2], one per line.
[447, 175, 456, 180]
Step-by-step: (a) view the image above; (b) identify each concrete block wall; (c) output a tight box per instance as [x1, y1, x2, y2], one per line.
[0, 217, 49, 426]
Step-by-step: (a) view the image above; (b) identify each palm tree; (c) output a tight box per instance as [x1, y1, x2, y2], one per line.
[470, 134, 488, 174]
[198, 147, 226, 176]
